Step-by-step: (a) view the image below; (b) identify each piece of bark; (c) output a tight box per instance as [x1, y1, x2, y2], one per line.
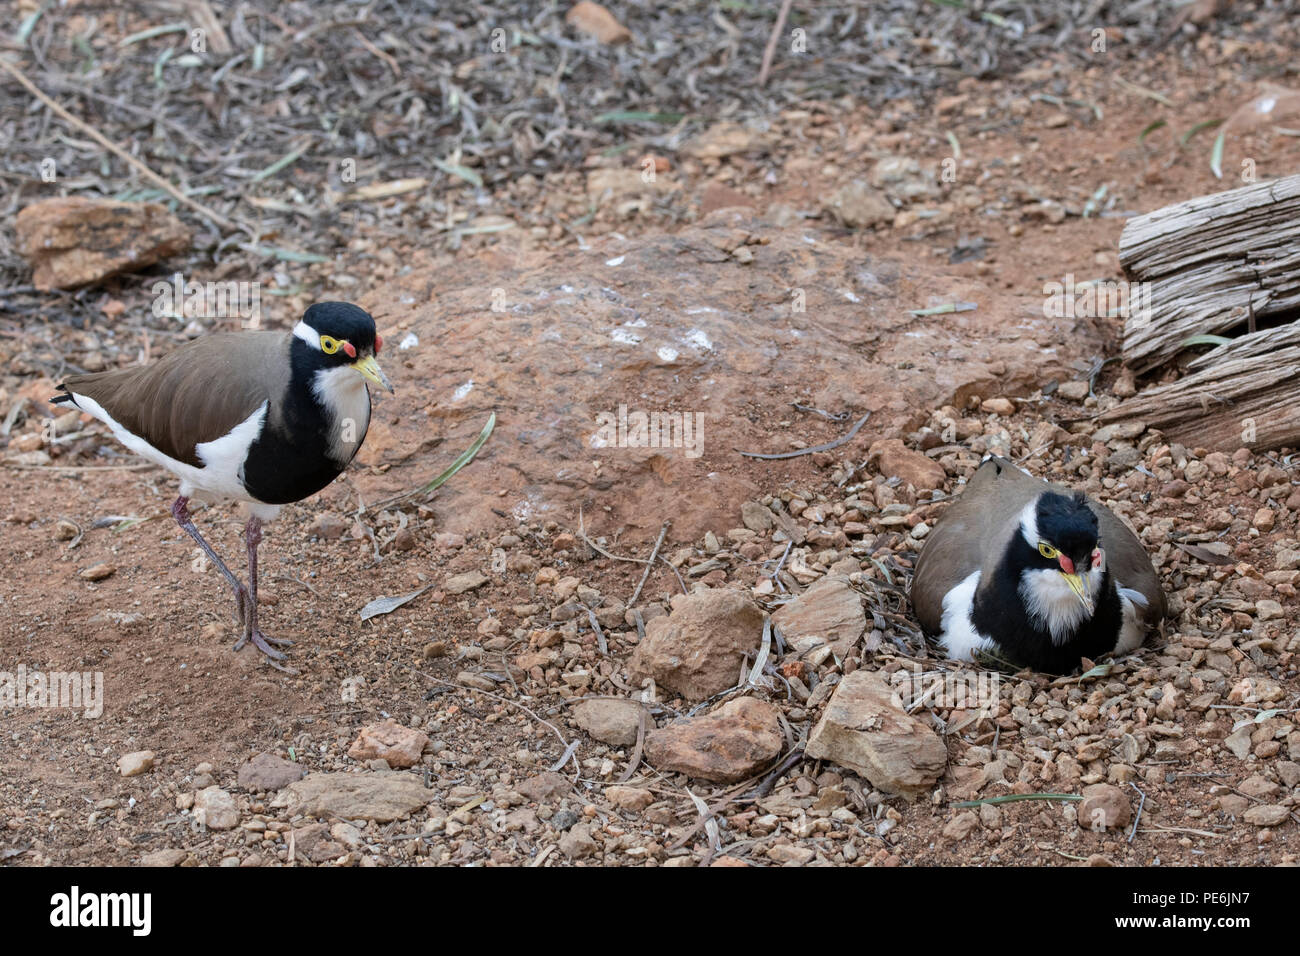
[1098, 346, 1300, 451]
[1117, 174, 1300, 373]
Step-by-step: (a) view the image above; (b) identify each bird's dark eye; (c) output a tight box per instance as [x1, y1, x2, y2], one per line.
[320, 335, 341, 355]
[1037, 541, 1059, 560]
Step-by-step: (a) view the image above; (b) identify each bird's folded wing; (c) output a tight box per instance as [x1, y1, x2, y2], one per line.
[60, 332, 288, 467]
[911, 456, 1033, 632]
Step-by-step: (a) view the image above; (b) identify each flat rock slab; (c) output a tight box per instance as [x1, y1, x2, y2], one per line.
[806, 670, 948, 795]
[16, 197, 190, 290]
[772, 574, 866, 656]
[270, 773, 431, 822]
[627, 588, 765, 701]
[645, 696, 783, 783]
[356, 209, 1106, 543]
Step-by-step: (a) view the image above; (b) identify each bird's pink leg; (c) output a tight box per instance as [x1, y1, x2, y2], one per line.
[233, 515, 296, 672]
[172, 495, 248, 626]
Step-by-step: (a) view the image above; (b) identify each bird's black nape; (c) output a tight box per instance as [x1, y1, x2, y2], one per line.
[302, 301, 379, 355]
[1034, 490, 1099, 566]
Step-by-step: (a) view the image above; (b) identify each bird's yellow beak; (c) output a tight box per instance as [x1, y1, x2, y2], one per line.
[352, 355, 393, 393]
[1061, 572, 1094, 614]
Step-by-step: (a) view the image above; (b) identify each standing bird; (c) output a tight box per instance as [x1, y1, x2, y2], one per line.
[910, 456, 1163, 673]
[51, 302, 392, 671]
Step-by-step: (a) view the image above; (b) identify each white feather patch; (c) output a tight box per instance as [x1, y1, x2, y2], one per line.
[293, 320, 322, 350]
[1018, 565, 1105, 644]
[1017, 497, 1041, 548]
[937, 569, 996, 661]
[311, 365, 371, 462]
[68, 392, 282, 519]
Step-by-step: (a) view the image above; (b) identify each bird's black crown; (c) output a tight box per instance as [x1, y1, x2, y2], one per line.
[302, 301, 379, 356]
[1035, 491, 1099, 566]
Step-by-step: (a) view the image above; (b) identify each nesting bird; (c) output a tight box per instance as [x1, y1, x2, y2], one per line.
[52, 302, 392, 671]
[910, 456, 1164, 673]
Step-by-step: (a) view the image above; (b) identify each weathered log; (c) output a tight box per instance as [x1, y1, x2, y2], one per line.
[1187, 321, 1300, 370]
[1118, 174, 1300, 373]
[1098, 346, 1300, 451]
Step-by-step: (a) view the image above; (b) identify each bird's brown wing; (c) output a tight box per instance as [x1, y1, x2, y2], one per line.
[59, 331, 291, 467]
[910, 456, 1042, 633]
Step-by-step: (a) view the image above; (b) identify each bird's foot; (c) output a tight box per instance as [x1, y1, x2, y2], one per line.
[234, 629, 298, 674]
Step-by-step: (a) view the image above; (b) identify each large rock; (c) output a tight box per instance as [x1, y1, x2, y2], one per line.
[572, 699, 643, 746]
[627, 589, 765, 700]
[645, 697, 782, 783]
[868, 439, 947, 491]
[16, 197, 190, 290]
[346, 719, 429, 769]
[193, 786, 240, 830]
[1079, 783, 1132, 830]
[824, 180, 895, 228]
[805, 671, 948, 795]
[352, 209, 1105, 544]
[270, 773, 431, 822]
[772, 574, 866, 656]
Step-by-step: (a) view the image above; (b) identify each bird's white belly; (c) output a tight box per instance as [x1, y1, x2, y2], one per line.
[69, 392, 279, 517]
[937, 569, 996, 661]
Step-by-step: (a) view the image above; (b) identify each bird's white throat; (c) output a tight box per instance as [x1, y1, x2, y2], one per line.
[311, 365, 371, 461]
[1019, 565, 1105, 644]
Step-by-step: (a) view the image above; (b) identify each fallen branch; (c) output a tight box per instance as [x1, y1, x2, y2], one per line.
[0, 56, 246, 234]
[737, 411, 871, 460]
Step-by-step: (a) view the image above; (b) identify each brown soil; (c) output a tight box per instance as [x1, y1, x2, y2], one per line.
[2, 12, 1298, 867]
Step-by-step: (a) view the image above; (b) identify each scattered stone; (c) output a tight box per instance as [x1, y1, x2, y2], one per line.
[237, 752, 305, 791]
[1079, 783, 1132, 830]
[627, 588, 765, 700]
[1242, 804, 1290, 827]
[605, 786, 655, 812]
[193, 787, 240, 830]
[943, 811, 979, 840]
[445, 570, 488, 594]
[572, 699, 643, 747]
[518, 771, 571, 803]
[271, 773, 432, 822]
[645, 697, 783, 783]
[741, 500, 774, 532]
[981, 397, 1016, 416]
[772, 574, 866, 656]
[80, 563, 116, 582]
[558, 823, 599, 859]
[805, 670, 948, 795]
[140, 848, 188, 867]
[16, 197, 190, 290]
[825, 180, 894, 229]
[347, 720, 430, 770]
[117, 751, 155, 777]
[1056, 380, 1091, 401]
[768, 844, 816, 865]
[1224, 725, 1254, 760]
[868, 439, 947, 491]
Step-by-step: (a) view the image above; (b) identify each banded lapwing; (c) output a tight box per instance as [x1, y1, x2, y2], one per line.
[910, 456, 1164, 673]
[52, 302, 392, 671]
